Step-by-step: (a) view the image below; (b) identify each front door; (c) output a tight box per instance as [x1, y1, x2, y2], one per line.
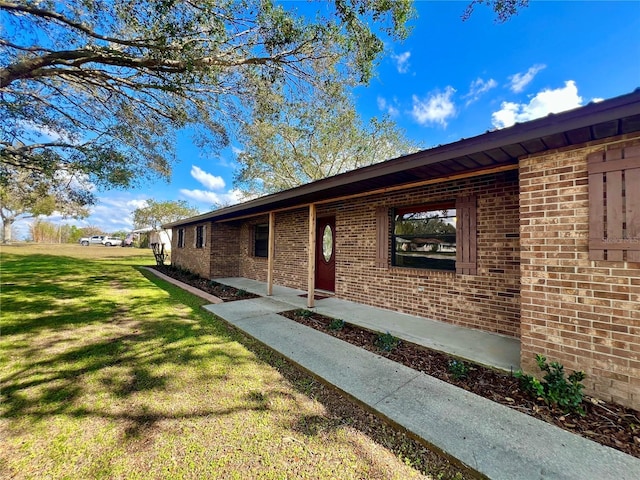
[315, 216, 335, 292]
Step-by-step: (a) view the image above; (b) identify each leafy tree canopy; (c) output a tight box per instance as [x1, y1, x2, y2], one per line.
[132, 199, 200, 231]
[463, 0, 529, 22]
[1, 0, 414, 194]
[235, 86, 421, 195]
[0, 166, 89, 241]
[232, 0, 529, 196]
[1, 0, 527, 216]
[395, 217, 456, 236]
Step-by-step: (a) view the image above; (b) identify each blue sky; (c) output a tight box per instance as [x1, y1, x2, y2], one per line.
[21, 1, 640, 238]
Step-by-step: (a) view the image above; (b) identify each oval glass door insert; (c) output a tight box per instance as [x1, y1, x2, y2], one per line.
[322, 225, 333, 262]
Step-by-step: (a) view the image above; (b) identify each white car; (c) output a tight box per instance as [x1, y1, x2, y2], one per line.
[101, 236, 123, 247]
[79, 235, 104, 246]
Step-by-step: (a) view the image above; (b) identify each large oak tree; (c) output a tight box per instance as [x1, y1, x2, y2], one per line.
[1, 0, 413, 193]
[1, 0, 526, 221]
[236, 87, 421, 195]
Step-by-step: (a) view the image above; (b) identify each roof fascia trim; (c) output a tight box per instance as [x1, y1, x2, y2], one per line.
[164, 91, 640, 229]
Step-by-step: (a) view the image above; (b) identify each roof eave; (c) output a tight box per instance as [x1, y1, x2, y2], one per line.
[164, 89, 640, 229]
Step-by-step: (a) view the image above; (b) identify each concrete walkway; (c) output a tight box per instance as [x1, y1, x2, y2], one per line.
[214, 277, 520, 371]
[146, 271, 640, 479]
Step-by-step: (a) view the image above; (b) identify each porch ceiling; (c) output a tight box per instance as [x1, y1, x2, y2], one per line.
[166, 89, 640, 227]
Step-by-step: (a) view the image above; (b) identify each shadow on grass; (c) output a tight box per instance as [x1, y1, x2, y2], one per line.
[1, 255, 467, 479]
[1, 253, 137, 336]
[0, 257, 268, 441]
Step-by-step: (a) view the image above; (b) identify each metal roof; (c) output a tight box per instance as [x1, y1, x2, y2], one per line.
[165, 88, 640, 228]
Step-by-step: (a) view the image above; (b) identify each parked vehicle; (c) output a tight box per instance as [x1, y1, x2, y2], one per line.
[102, 236, 123, 247]
[122, 233, 135, 247]
[79, 235, 104, 246]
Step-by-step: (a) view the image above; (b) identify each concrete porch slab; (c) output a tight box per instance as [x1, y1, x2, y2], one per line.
[313, 296, 520, 371]
[203, 296, 292, 321]
[213, 277, 520, 371]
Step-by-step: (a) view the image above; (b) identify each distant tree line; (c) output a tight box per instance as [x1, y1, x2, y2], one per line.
[23, 221, 127, 244]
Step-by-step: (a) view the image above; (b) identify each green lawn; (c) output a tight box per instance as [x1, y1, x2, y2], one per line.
[0, 244, 463, 479]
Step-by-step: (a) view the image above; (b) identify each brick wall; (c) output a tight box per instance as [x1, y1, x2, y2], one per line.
[211, 222, 241, 278]
[170, 223, 212, 278]
[331, 170, 521, 337]
[173, 172, 520, 339]
[239, 216, 269, 282]
[272, 209, 309, 289]
[224, 171, 520, 338]
[520, 135, 640, 408]
[237, 210, 310, 290]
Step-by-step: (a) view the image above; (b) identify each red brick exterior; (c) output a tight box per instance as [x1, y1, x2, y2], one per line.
[170, 223, 211, 278]
[238, 210, 310, 289]
[172, 172, 519, 338]
[211, 222, 241, 278]
[328, 170, 521, 337]
[173, 171, 521, 339]
[520, 135, 640, 408]
[170, 134, 640, 408]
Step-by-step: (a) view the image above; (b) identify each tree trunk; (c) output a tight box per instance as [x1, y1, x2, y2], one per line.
[2, 219, 14, 243]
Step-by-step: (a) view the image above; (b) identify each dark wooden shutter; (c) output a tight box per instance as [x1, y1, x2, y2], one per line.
[375, 207, 389, 268]
[588, 146, 640, 261]
[456, 196, 477, 275]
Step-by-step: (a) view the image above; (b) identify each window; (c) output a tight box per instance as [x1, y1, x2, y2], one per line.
[177, 228, 185, 248]
[254, 224, 268, 257]
[384, 196, 477, 274]
[321, 224, 333, 262]
[392, 202, 457, 271]
[195, 225, 205, 248]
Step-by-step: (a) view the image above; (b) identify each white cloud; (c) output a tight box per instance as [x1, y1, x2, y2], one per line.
[411, 87, 456, 127]
[20, 120, 74, 143]
[491, 80, 583, 129]
[79, 195, 153, 231]
[509, 64, 546, 93]
[231, 145, 243, 156]
[16, 193, 152, 239]
[127, 198, 150, 210]
[183, 165, 247, 208]
[391, 51, 411, 74]
[464, 77, 497, 106]
[179, 188, 245, 207]
[377, 96, 400, 117]
[190, 165, 226, 190]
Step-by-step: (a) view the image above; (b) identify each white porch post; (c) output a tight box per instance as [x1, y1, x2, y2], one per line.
[307, 204, 316, 308]
[267, 211, 275, 296]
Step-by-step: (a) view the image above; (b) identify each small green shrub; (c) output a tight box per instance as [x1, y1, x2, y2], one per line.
[294, 309, 314, 319]
[171, 265, 198, 280]
[447, 360, 470, 380]
[328, 319, 345, 331]
[375, 331, 400, 352]
[515, 354, 586, 415]
[235, 289, 248, 297]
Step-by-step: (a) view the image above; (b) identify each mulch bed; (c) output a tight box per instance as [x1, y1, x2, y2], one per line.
[149, 265, 640, 458]
[152, 265, 259, 302]
[280, 309, 639, 458]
